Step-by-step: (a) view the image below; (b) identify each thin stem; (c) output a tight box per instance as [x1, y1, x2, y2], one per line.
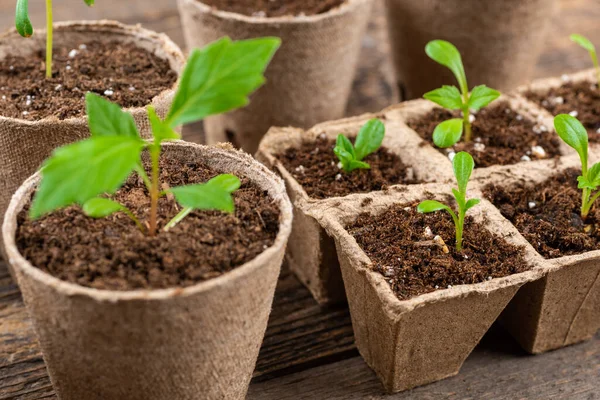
[591, 50, 600, 87]
[122, 208, 145, 234]
[149, 145, 160, 236]
[582, 187, 591, 220]
[164, 207, 192, 232]
[462, 105, 472, 142]
[456, 207, 465, 251]
[582, 189, 600, 219]
[45, 0, 53, 79]
[135, 163, 152, 191]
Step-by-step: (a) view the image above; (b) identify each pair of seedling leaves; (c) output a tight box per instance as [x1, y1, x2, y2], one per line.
[30, 37, 281, 236]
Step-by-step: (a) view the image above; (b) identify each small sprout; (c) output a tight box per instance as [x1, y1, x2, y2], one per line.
[423, 40, 501, 147]
[570, 34, 600, 86]
[554, 114, 600, 220]
[417, 152, 480, 251]
[333, 119, 385, 173]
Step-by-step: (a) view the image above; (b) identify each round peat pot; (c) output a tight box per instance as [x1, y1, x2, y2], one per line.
[384, 0, 558, 99]
[0, 20, 185, 259]
[3, 142, 293, 400]
[177, 0, 374, 153]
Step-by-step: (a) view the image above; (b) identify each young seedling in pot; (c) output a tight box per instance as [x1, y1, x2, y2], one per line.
[417, 151, 480, 251]
[554, 114, 600, 220]
[15, 0, 95, 78]
[333, 118, 385, 172]
[423, 40, 501, 148]
[29, 36, 281, 236]
[570, 34, 600, 86]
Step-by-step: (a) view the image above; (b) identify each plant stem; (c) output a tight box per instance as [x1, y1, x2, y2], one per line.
[456, 208, 465, 251]
[591, 50, 600, 87]
[149, 145, 160, 236]
[135, 163, 152, 191]
[462, 105, 472, 142]
[164, 207, 192, 232]
[122, 208, 145, 234]
[45, 0, 53, 79]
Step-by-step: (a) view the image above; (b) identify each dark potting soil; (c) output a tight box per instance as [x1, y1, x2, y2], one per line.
[484, 168, 600, 259]
[525, 81, 600, 143]
[200, 0, 347, 17]
[16, 157, 281, 291]
[407, 101, 562, 168]
[276, 135, 419, 199]
[0, 41, 177, 121]
[347, 204, 530, 300]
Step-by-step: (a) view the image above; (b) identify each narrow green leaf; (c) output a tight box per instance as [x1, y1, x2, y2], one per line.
[417, 200, 452, 214]
[433, 118, 463, 148]
[423, 85, 463, 110]
[453, 151, 475, 194]
[570, 34, 595, 52]
[554, 114, 588, 167]
[452, 188, 466, 209]
[425, 40, 468, 93]
[465, 198, 480, 211]
[30, 137, 144, 218]
[83, 0, 95, 5]
[148, 105, 180, 144]
[15, 0, 33, 38]
[336, 134, 356, 159]
[83, 198, 126, 218]
[468, 85, 501, 111]
[354, 119, 385, 161]
[86, 92, 139, 139]
[166, 37, 281, 127]
[346, 160, 371, 172]
[170, 174, 241, 214]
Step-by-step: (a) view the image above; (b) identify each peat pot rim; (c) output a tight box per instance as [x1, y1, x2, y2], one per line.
[2, 141, 293, 302]
[0, 20, 185, 125]
[183, 0, 370, 24]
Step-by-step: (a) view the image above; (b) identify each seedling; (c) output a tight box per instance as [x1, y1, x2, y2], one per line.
[29, 36, 281, 236]
[423, 40, 501, 147]
[417, 151, 480, 251]
[333, 119, 385, 172]
[570, 34, 600, 86]
[15, 0, 95, 78]
[554, 114, 600, 220]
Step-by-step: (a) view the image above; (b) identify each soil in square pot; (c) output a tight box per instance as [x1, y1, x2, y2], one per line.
[3, 142, 293, 400]
[177, 0, 374, 153]
[384, 0, 558, 99]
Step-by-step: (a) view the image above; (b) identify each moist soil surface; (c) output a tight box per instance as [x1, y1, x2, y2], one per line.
[200, 0, 347, 17]
[485, 168, 600, 259]
[277, 135, 419, 199]
[525, 81, 600, 143]
[0, 41, 177, 121]
[347, 204, 530, 300]
[16, 157, 280, 291]
[407, 101, 562, 168]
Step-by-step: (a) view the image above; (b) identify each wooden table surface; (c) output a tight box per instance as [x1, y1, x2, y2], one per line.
[0, 0, 599, 399]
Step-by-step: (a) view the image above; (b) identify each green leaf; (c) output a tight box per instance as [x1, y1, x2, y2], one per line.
[425, 40, 468, 93]
[423, 85, 463, 110]
[578, 162, 600, 189]
[166, 37, 281, 127]
[554, 114, 588, 167]
[170, 174, 241, 214]
[354, 119, 385, 161]
[468, 85, 501, 111]
[83, 198, 126, 218]
[452, 188, 466, 209]
[453, 151, 475, 194]
[30, 137, 144, 218]
[433, 118, 463, 148]
[336, 134, 356, 159]
[465, 198, 480, 211]
[15, 0, 33, 38]
[570, 34, 595, 52]
[83, 0, 95, 5]
[148, 105, 180, 144]
[346, 160, 371, 172]
[417, 200, 452, 214]
[86, 92, 139, 139]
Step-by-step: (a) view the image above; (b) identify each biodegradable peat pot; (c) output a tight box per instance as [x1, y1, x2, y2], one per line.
[0, 20, 185, 246]
[384, 0, 559, 99]
[3, 142, 293, 400]
[256, 113, 454, 304]
[316, 183, 543, 392]
[177, 0, 373, 153]
[480, 155, 600, 354]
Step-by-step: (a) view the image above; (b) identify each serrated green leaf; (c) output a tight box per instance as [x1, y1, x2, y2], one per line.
[417, 200, 452, 214]
[554, 114, 588, 167]
[15, 0, 33, 38]
[30, 137, 144, 218]
[433, 118, 463, 148]
[468, 85, 501, 111]
[423, 85, 463, 110]
[83, 198, 125, 218]
[85, 92, 139, 138]
[148, 105, 180, 144]
[465, 198, 480, 211]
[425, 40, 468, 93]
[166, 37, 281, 127]
[354, 119, 385, 161]
[571, 34, 595, 52]
[453, 151, 474, 194]
[170, 174, 241, 214]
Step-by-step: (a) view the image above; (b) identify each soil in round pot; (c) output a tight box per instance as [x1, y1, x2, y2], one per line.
[276, 135, 419, 199]
[406, 101, 562, 168]
[525, 82, 600, 142]
[199, 0, 347, 17]
[16, 156, 280, 290]
[346, 204, 531, 300]
[0, 41, 177, 121]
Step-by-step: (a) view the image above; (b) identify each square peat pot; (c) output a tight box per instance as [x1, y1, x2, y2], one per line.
[479, 155, 600, 354]
[256, 113, 454, 304]
[315, 183, 543, 392]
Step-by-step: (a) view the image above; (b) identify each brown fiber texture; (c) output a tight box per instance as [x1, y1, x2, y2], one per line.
[384, 0, 558, 100]
[177, 0, 373, 154]
[0, 21, 185, 268]
[3, 142, 293, 400]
